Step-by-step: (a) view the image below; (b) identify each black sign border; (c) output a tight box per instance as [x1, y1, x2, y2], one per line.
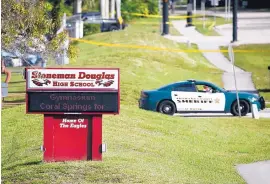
[26, 92, 119, 115]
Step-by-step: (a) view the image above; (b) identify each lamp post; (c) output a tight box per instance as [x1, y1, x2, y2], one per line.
[186, 0, 194, 27]
[232, 0, 238, 42]
[162, 0, 169, 35]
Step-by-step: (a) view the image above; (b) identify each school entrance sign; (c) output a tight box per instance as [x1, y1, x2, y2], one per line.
[25, 68, 120, 162]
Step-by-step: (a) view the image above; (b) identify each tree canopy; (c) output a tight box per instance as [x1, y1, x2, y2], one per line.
[1, 0, 75, 64]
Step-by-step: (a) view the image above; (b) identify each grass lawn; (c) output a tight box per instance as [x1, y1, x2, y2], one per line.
[221, 44, 270, 106]
[130, 17, 182, 36]
[2, 19, 270, 184]
[193, 15, 232, 36]
[1, 73, 26, 108]
[2, 105, 270, 183]
[176, 13, 231, 36]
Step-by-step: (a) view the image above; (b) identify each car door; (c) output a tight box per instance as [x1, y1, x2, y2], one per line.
[195, 84, 226, 112]
[171, 83, 202, 111]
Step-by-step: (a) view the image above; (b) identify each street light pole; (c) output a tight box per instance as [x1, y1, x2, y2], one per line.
[232, 0, 238, 42]
[162, 0, 169, 35]
[225, 0, 227, 20]
[159, 0, 162, 34]
[186, 0, 194, 27]
[228, 0, 231, 19]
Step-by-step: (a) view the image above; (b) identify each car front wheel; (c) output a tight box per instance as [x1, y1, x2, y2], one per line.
[110, 26, 118, 31]
[158, 100, 176, 115]
[231, 100, 250, 116]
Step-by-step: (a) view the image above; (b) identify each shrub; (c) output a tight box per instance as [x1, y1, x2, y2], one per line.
[147, 0, 159, 15]
[83, 23, 100, 36]
[121, 0, 159, 22]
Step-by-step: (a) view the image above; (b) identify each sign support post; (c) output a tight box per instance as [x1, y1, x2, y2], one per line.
[228, 44, 241, 117]
[91, 115, 102, 160]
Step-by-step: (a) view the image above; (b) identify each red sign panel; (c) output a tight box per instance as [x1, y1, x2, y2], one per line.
[44, 115, 90, 162]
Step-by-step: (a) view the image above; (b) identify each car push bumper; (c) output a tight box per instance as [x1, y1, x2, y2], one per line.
[259, 96, 266, 110]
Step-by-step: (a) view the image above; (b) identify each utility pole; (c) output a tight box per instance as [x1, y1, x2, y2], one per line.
[194, 0, 196, 14]
[232, 0, 238, 42]
[74, 0, 82, 15]
[110, 0, 115, 18]
[225, 0, 227, 20]
[201, 0, 206, 29]
[73, 0, 83, 38]
[162, 0, 169, 35]
[101, 0, 105, 19]
[186, 0, 194, 27]
[228, 0, 231, 20]
[105, 0, 109, 18]
[116, 0, 122, 29]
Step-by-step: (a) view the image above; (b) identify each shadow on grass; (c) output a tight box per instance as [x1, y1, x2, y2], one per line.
[4, 160, 43, 171]
[9, 81, 25, 84]
[3, 99, 25, 103]
[9, 91, 26, 94]
[258, 89, 270, 93]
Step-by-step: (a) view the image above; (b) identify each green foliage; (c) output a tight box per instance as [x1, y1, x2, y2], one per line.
[137, 3, 149, 15]
[83, 23, 101, 36]
[1, 0, 78, 61]
[2, 0, 51, 46]
[68, 42, 80, 63]
[121, 0, 159, 22]
[82, 0, 100, 11]
[48, 0, 73, 16]
[146, 0, 159, 15]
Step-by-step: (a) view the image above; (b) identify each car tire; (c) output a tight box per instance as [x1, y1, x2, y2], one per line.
[231, 100, 250, 116]
[158, 100, 176, 115]
[109, 26, 118, 32]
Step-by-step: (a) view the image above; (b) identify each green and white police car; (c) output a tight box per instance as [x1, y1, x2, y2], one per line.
[139, 80, 265, 116]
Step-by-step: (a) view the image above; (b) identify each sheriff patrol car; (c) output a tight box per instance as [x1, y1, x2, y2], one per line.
[138, 80, 265, 116]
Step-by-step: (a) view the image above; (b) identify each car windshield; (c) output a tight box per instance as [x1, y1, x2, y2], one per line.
[208, 83, 225, 92]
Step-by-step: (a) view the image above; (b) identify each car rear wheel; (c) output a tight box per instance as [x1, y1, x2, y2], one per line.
[231, 100, 250, 116]
[158, 100, 176, 115]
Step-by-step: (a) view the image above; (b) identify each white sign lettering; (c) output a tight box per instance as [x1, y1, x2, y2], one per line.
[26, 68, 119, 91]
[60, 118, 87, 129]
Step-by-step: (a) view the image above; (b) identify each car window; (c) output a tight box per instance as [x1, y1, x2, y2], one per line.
[172, 83, 196, 92]
[196, 84, 220, 93]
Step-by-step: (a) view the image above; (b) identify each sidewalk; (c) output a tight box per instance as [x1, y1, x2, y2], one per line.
[164, 20, 256, 90]
[237, 161, 270, 184]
